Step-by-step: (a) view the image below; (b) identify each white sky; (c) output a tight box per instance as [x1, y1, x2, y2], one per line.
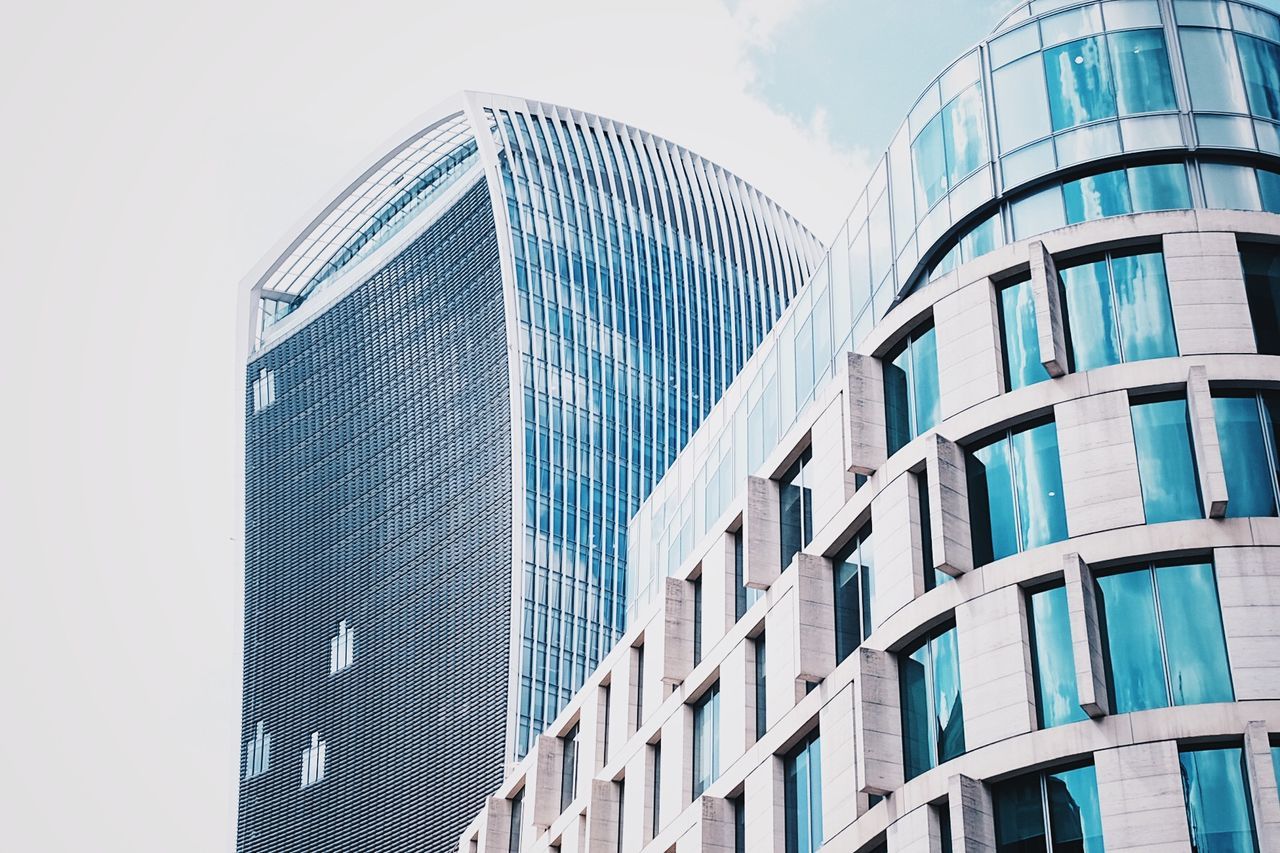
[0, 0, 925, 849]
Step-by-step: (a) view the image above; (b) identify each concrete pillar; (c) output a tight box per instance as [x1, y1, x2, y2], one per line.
[1187, 364, 1229, 518]
[854, 646, 904, 796]
[660, 707, 693, 825]
[702, 532, 737, 650]
[1163, 231, 1257, 355]
[677, 797, 735, 853]
[845, 352, 888, 475]
[955, 585, 1036, 749]
[926, 435, 973, 577]
[811, 393, 858, 530]
[1029, 240, 1068, 377]
[871, 470, 926, 625]
[935, 277, 1005, 420]
[1055, 390, 1146, 537]
[721, 638, 755, 763]
[745, 476, 782, 590]
[529, 734, 563, 830]
[764, 588, 805, 729]
[1063, 553, 1110, 718]
[479, 796, 512, 853]
[793, 553, 837, 682]
[820, 683, 859, 836]
[888, 803, 944, 853]
[744, 758, 786, 853]
[581, 683, 608, 775]
[586, 781, 621, 853]
[1245, 720, 1280, 853]
[949, 774, 995, 853]
[1095, 741, 1192, 852]
[660, 577, 693, 686]
[610, 648, 639, 747]
[1216, 546, 1280, 700]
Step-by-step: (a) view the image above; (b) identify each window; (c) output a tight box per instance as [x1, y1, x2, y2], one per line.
[754, 634, 768, 740]
[300, 732, 326, 788]
[833, 525, 875, 663]
[635, 645, 646, 729]
[693, 576, 703, 666]
[692, 683, 720, 798]
[615, 781, 625, 851]
[601, 684, 611, 764]
[938, 804, 953, 853]
[560, 723, 579, 813]
[1181, 27, 1249, 113]
[732, 795, 746, 853]
[1130, 396, 1203, 523]
[1241, 246, 1280, 356]
[252, 367, 277, 412]
[912, 84, 988, 210]
[992, 764, 1103, 853]
[918, 470, 952, 592]
[734, 529, 763, 621]
[900, 622, 965, 780]
[1180, 746, 1259, 853]
[1273, 743, 1280, 802]
[1238, 32, 1280, 121]
[329, 619, 355, 675]
[966, 420, 1068, 566]
[1028, 585, 1087, 729]
[244, 721, 271, 780]
[885, 322, 941, 455]
[1213, 391, 1280, 517]
[1096, 561, 1233, 713]
[651, 742, 662, 838]
[508, 789, 524, 853]
[784, 732, 823, 853]
[779, 448, 814, 569]
[1043, 30, 1175, 132]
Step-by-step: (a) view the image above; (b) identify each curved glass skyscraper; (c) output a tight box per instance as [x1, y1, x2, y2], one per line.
[237, 92, 821, 852]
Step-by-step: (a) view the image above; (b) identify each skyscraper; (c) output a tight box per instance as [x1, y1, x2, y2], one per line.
[237, 92, 821, 852]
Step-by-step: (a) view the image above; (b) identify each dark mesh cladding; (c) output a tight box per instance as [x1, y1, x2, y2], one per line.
[237, 179, 510, 853]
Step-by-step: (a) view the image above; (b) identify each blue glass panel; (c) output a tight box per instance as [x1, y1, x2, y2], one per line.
[913, 113, 949, 209]
[1128, 163, 1192, 211]
[933, 626, 966, 763]
[944, 84, 989, 186]
[1181, 27, 1250, 113]
[961, 212, 1003, 260]
[1272, 747, 1280, 801]
[1061, 259, 1123, 371]
[1047, 765, 1104, 853]
[1011, 421, 1068, 551]
[993, 774, 1046, 853]
[1130, 397, 1203, 523]
[833, 528, 872, 662]
[994, 53, 1053, 151]
[1109, 29, 1177, 115]
[914, 325, 941, 436]
[1238, 33, 1280, 121]
[1063, 169, 1132, 223]
[1203, 162, 1263, 210]
[1214, 394, 1280, 517]
[779, 450, 813, 568]
[1155, 562, 1233, 706]
[885, 347, 912, 456]
[692, 684, 720, 797]
[1180, 748, 1259, 853]
[1030, 585, 1088, 728]
[1111, 251, 1178, 362]
[784, 735, 822, 853]
[900, 643, 933, 781]
[968, 435, 1018, 564]
[1097, 569, 1168, 712]
[1044, 36, 1117, 131]
[1259, 169, 1280, 214]
[1241, 245, 1280, 354]
[1000, 279, 1053, 390]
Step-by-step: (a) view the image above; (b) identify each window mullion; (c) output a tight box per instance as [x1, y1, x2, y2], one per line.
[1007, 430, 1025, 554]
[925, 636, 939, 766]
[1040, 772, 1053, 853]
[1148, 564, 1175, 707]
[1257, 393, 1280, 511]
[1108, 253, 1126, 364]
[906, 337, 919, 438]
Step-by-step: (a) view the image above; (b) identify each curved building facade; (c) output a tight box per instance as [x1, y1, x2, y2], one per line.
[238, 93, 821, 853]
[461, 3, 1280, 852]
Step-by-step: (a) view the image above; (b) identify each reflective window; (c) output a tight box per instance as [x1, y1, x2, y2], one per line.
[913, 85, 989, 210]
[1059, 250, 1177, 372]
[833, 525, 874, 663]
[329, 619, 355, 675]
[1130, 396, 1203, 523]
[560, 723, 579, 812]
[999, 277, 1053, 390]
[1043, 31, 1175, 132]
[300, 732, 326, 788]
[1213, 391, 1280, 517]
[1012, 184, 1067, 239]
[995, 53, 1053, 152]
[244, 721, 272, 780]
[1237, 33, 1280, 121]
[900, 622, 965, 780]
[754, 634, 767, 740]
[508, 789, 524, 853]
[784, 732, 823, 853]
[693, 576, 703, 665]
[992, 764, 1104, 853]
[1181, 27, 1249, 113]
[1179, 746, 1259, 853]
[1096, 561, 1234, 713]
[1128, 163, 1192, 211]
[1260, 169, 1280, 213]
[251, 367, 276, 413]
[734, 529, 763, 621]
[1203, 162, 1263, 210]
[885, 322, 941, 455]
[919, 470, 952, 591]
[651, 742, 662, 838]
[967, 420, 1068, 566]
[779, 448, 814, 569]
[692, 683, 720, 798]
[1241, 245, 1280, 355]
[1029, 585, 1088, 728]
[1064, 169, 1131, 223]
[1110, 29, 1177, 115]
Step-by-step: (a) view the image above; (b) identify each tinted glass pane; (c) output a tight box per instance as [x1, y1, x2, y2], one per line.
[913, 326, 941, 437]
[1064, 169, 1132, 223]
[914, 114, 949, 209]
[1156, 562, 1234, 705]
[901, 643, 933, 780]
[995, 54, 1053, 151]
[944, 84, 988, 185]
[834, 535, 867, 663]
[1181, 27, 1249, 113]
[1044, 36, 1117, 131]
[1011, 421, 1068, 551]
[1259, 170, 1280, 215]
[1030, 586, 1088, 728]
[1272, 746, 1280, 799]
[1203, 162, 1262, 210]
[885, 347, 913, 455]
[933, 626, 966, 763]
[860, 532, 876, 637]
[1109, 29, 1177, 115]
[993, 775, 1048, 853]
[968, 436, 1018, 564]
[1001, 279, 1054, 390]
[779, 454, 812, 567]
[1180, 748, 1259, 853]
[1214, 394, 1279, 517]
[1128, 163, 1192, 212]
[785, 746, 810, 853]
[1238, 33, 1280, 121]
[1061, 259, 1122, 371]
[1241, 246, 1280, 355]
[1097, 570, 1169, 712]
[1130, 398, 1203, 523]
[1047, 765, 1104, 853]
[1112, 251, 1178, 362]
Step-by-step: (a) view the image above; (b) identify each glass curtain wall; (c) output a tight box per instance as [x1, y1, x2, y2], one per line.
[992, 764, 1104, 853]
[901, 623, 966, 780]
[885, 323, 941, 455]
[783, 732, 823, 853]
[1179, 746, 1259, 853]
[833, 525, 875, 663]
[967, 420, 1068, 565]
[1213, 391, 1280, 517]
[1130, 396, 1203, 523]
[1029, 584, 1088, 728]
